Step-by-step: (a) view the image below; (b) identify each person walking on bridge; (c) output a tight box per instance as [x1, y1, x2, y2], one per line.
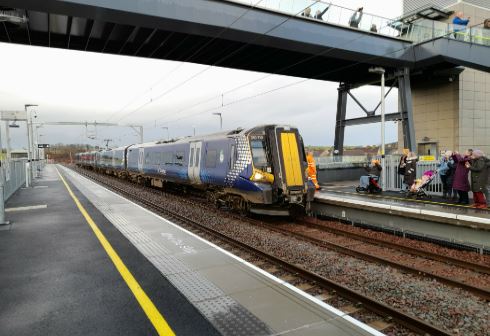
[314, 5, 330, 20]
[306, 152, 321, 190]
[466, 150, 488, 208]
[483, 19, 490, 46]
[452, 151, 471, 204]
[301, 7, 312, 18]
[452, 12, 470, 40]
[349, 7, 364, 28]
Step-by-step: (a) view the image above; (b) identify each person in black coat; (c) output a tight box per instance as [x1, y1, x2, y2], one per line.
[403, 153, 418, 188]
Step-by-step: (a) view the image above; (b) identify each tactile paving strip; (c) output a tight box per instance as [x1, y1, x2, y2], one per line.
[63, 167, 274, 336]
[196, 296, 271, 336]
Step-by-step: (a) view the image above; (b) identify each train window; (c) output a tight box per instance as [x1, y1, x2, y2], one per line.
[250, 140, 268, 170]
[205, 150, 217, 168]
[145, 152, 151, 164]
[163, 152, 174, 165]
[190, 148, 194, 167]
[175, 152, 184, 165]
[195, 150, 201, 167]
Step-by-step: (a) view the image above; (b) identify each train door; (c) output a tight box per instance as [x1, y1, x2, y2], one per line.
[138, 148, 144, 172]
[188, 142, 202, 184]
[275, 126, 304, 189]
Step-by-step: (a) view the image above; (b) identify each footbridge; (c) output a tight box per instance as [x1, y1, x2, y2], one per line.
[1, 0, 489, 150]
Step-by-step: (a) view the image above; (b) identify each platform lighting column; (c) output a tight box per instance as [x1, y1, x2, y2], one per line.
[368, 67, 386, 190]
[24, 104, 37, 186]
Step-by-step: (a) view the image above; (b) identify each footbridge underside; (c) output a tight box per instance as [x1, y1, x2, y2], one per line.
[0, 0, 468, 85]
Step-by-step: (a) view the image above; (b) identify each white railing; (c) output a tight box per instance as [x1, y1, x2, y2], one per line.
[384, 156, 442, 195]
[317, 154, 444, 195]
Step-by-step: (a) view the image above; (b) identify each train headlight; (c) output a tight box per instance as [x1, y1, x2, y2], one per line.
[250, 168, 274, 183]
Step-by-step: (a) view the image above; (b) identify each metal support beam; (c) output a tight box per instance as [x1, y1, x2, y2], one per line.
[84, 19, 94, 51]
[25, 10, 31, 45]
[344, 112, 407, 126]
[118, 26, 138, 54]
[134, 28, 157, 56]
[129, 125, 144, 143]
[47, 13, 50, 47]
[398, 68, 416, 152]
[347, 91, 370, 116]
[101, 22, 115, 52]
[66, 16, 72, 48]
[333, 84, 348, 156]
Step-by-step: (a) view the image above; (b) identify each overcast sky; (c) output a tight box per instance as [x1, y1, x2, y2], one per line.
[0, 0, 402, 149]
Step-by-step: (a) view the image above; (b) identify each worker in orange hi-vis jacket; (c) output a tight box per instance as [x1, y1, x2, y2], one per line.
[306, 152, 321, 190]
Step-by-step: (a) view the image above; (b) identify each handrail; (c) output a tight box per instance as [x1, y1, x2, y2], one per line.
[227, 0, 490, 47]
[228, 0, 409, 40]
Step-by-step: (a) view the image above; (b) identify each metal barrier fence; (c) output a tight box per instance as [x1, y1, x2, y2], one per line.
[316, 155, 443, 195]
[384, 156, 442, 195]
[2, 159, 28, 201]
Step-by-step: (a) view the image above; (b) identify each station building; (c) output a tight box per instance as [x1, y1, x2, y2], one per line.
[399, 0, 490, 156]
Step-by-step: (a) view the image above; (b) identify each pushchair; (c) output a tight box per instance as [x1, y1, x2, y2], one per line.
[356, 175, 382, 193]
[406, 170, 437, 199]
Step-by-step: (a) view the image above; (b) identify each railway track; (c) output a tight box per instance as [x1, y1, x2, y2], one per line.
[70, 166, 456, 336]
[301, 217, 490, 275]
[242, 218, 490, 301]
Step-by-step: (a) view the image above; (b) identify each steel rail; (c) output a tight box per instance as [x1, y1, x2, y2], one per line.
[250, 219, 490, 301]
[71, 166, 452, 336]
[302, 216, 490, 275]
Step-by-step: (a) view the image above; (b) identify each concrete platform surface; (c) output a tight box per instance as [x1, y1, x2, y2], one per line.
[56, 165, 383, 336]
[314, 188, 490, 250]
[0, 165, 220, 336]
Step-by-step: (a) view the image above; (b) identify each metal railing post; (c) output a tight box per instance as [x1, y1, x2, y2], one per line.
[25, 161, 30, 188]
[0, 166, 9, 225]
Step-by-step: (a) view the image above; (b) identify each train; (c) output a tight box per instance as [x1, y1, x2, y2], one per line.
[75, 125, 315, 215]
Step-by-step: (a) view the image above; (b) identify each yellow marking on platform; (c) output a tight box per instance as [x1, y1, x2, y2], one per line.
[56, 167, 175, 336]
[325, 189, 490, 210]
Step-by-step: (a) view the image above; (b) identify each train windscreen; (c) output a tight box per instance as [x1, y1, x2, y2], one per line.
[250, 139, 269, 170]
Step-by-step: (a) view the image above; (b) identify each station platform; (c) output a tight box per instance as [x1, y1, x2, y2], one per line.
[314, 183, 490, 251]
[0, 164, 381, 336]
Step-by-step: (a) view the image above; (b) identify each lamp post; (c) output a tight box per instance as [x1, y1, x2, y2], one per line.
[368, 67, 386, 190]
[212, 112, 222, 130]
[24, 104, 38, 186]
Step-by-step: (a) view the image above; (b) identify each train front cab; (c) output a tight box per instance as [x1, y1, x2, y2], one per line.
[247, 125, 315, 215]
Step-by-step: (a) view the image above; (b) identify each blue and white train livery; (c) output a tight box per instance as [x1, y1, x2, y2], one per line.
[76, 125, 315, 215]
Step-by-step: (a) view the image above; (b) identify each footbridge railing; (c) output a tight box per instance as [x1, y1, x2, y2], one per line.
[231, 1, 490, 48]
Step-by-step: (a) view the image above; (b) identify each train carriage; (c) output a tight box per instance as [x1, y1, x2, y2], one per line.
[77, 124, 314, 215]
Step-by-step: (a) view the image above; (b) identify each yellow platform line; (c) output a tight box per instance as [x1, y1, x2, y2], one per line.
[56, 167, 175, 336]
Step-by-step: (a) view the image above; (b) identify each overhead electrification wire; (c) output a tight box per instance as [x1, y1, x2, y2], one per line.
[113, 0, 323, 123]
[105, 1, 269, 122]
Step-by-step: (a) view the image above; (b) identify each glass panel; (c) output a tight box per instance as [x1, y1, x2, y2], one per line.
[250, 140, 268, 169]
[195, 149, 200, 167]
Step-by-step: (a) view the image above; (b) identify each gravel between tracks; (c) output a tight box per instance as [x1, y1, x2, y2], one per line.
[74, 168, 490, 336]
